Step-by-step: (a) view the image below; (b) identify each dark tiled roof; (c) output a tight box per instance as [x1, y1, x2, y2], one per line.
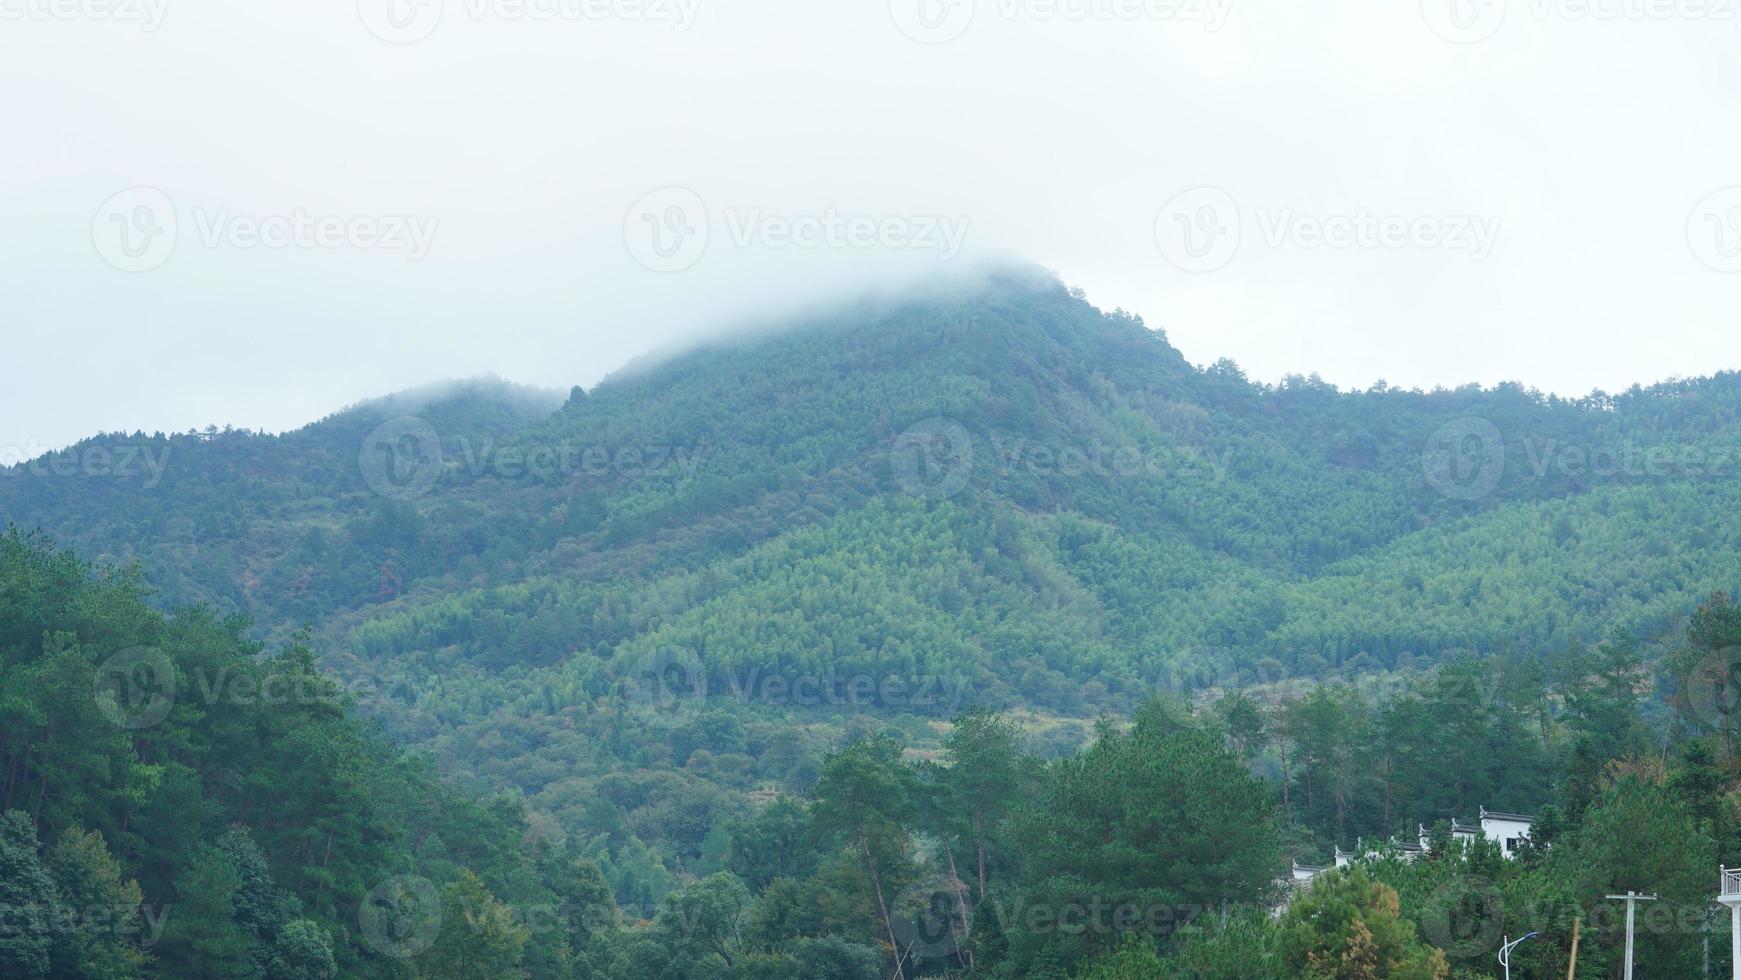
[1480, 807, 1534, 824]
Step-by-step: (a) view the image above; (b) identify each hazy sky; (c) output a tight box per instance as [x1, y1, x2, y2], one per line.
[4, 0, 1740, 453]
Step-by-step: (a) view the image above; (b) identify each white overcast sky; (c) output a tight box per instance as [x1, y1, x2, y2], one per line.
[4, 0, 1740, 453]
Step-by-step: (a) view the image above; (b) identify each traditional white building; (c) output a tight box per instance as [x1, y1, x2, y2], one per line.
[1478, 807, 1535, 858]
[1416, 818, 1483, 850]
[1718, 866, 1741, 979]
[1284, 806, 1536, 898]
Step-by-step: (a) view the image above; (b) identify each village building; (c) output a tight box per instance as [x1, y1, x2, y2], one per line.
[1478, 807, 1535, 858]
[1279, 807, 1535, 905]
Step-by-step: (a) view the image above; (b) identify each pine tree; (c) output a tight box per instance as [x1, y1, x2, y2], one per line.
[157, 846, 260, 978]
[422, 870, 530, 980]
[0, 811, 58, 978]
[1276, 868, 1447, 980]
[262, 920, 335, 980]
[44, 825, 147, 980]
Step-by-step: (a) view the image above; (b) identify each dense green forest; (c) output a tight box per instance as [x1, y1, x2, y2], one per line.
[7, 531, 1741, 978]
[10, 268, 1741, 976]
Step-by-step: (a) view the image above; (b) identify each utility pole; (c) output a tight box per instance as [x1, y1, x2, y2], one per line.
[1606, 891, 1658, 980]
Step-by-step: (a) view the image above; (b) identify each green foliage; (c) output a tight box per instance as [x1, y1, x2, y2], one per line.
[157, 845, 257, 978]
[991, 711, 1280, 976]
[652, 872, 752, 969]
[1276, 869, 1448, 980]
[262, 920, 335, 980]
[1550, 775, 1715, 978]
[18, 274, 1741, 977]
[0, 810, 59, 977]
[722, 798, 815, 891]
[1073, 935, 1168, 980]
[1147, 913, 1284, 980]
[44, 825, 148, 980]
[422, 870, 531, 980]
[0, 534, 617, 978]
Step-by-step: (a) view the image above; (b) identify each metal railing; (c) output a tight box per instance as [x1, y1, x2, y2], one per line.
[1721, 866, 1741, 897]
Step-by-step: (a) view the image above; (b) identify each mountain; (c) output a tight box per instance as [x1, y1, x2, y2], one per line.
[9, 269, 1739, 680]
[9, 266, 1741, 837]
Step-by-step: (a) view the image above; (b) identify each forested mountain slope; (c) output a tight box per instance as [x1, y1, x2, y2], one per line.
[12, 268, 1741, 974]
[8, 267, 1739, 709]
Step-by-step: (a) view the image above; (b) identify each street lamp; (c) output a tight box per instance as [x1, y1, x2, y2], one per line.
[1498, 932, 1537, 980]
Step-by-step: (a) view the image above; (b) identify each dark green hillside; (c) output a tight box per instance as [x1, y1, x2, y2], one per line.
[10, 269, 1741, 701]
[0, 378, 561, 625]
